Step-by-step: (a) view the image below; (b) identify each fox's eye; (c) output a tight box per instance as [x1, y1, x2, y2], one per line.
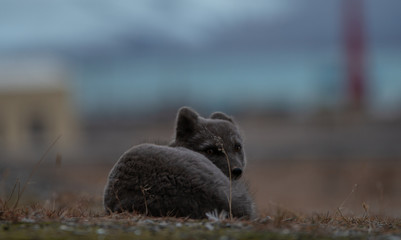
[206, 149, 214, 155]
[205, 146, 221, 155]
[234, 144, 242, 152]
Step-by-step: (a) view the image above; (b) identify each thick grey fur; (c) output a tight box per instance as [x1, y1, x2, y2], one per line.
[103, 107, 256, 219]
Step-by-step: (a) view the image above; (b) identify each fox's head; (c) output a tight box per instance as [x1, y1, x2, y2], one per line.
[172, 107, 246, 180]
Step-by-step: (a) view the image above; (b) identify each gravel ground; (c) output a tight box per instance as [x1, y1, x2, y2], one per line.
[1, 213, 401, 240]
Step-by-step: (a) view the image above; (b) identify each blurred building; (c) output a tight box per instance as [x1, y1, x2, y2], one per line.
[0, 60, 79, 159]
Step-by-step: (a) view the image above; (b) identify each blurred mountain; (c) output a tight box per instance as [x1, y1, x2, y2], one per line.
[0, 0, 400, 58]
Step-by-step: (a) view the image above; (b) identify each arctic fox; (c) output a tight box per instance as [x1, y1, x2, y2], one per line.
[103, 107, 255, 219]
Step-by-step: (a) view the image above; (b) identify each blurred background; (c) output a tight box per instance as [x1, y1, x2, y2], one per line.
[0, 0, 400, 216]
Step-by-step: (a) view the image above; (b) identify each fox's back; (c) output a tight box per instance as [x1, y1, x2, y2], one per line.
[104, 143, 231, 218]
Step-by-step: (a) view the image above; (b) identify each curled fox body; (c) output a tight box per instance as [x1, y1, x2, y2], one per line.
[103, 107, 255, 219]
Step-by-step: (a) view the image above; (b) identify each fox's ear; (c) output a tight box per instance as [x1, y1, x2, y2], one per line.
[210, 112, 234, 123]
[176, 107, 199, 140]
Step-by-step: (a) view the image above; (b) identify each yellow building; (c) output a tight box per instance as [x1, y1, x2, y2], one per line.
[0, 60, 79, 158]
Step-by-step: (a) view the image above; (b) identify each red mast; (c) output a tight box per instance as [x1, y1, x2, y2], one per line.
[343, 0, 366, 110]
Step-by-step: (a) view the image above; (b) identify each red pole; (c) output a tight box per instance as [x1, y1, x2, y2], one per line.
[343, 0, 366, 110]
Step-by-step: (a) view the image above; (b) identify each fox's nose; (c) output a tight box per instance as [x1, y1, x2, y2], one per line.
[231, 168, 243, 179]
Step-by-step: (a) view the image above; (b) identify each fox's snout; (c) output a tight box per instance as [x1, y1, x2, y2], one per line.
[231, 167, 242, 180]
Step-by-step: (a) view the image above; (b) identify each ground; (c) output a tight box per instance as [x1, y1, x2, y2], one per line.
[1, 196, 400, 240]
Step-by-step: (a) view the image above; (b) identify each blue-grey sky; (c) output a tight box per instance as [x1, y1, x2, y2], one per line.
[0, 0, 290, 50]
[2, 0, 400, 51]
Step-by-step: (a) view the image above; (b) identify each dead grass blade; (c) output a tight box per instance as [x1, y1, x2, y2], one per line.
[2, 179, 20, 209]
[337, 183, 358, 214]
[221, 146, 233, 220]
[13, 135, 61, 210]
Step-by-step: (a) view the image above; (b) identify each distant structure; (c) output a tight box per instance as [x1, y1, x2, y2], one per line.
[343, 0, 366, 111]
[0, 59, 79, 159]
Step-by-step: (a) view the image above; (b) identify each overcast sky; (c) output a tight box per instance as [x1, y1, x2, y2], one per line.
[0, 0, 292, 50]
[1, 0, 400, 53]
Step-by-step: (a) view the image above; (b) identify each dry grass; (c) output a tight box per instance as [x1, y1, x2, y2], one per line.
[0, 192, 99, 222]
[1, 192, 400, 237]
